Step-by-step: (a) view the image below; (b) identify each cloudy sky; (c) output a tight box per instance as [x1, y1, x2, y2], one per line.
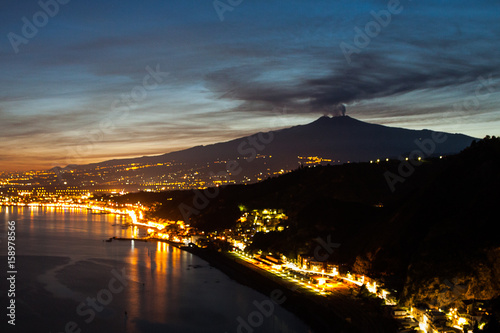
[1, 0, 499, 171]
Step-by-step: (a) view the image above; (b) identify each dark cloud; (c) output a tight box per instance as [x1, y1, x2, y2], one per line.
[205, 44, 499, 117]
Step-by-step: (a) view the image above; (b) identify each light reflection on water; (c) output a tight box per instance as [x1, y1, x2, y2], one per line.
[1, 206, 311, 333]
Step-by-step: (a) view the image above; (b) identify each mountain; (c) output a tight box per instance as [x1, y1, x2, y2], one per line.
[76, 116, 476, 167]
[61, 116, 477, 189]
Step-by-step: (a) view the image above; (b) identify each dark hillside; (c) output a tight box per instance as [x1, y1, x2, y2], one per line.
[114, 137, 500, 307]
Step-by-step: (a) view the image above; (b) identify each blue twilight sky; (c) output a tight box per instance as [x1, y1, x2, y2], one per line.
[1, 0, 499, 171]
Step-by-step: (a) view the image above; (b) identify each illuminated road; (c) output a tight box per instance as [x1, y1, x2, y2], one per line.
[226, 251, 398, 333]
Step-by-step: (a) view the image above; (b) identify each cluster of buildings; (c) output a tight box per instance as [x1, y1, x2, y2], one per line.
[388, 299, 494, 332]
[227, 208, 288, 249]
[297, 155, 333, 165]
[210, 208, 494, 333]
[0, 186, 93, 204]
[0, 154, 339, 195]
[202, 208, 400, 306]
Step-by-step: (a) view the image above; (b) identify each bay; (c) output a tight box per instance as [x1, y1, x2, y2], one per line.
[0, 206, 311, 333]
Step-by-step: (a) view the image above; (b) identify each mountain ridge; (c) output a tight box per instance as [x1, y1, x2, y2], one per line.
[63, 116, 478, 171]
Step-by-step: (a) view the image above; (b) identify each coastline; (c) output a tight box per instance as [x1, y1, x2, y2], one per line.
[111, 237, 398, 332]
[185, 247, 344, 333]
[182, 247, 398, 333]
[2, 206, 395, 332]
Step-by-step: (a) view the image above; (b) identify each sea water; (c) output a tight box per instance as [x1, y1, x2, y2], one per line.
[0, 206, 311, 333]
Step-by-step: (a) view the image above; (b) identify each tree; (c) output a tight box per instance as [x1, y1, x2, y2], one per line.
[483, 315, 500, 332]
[352, 255, 371, 275]
[472, 321, 479, 333]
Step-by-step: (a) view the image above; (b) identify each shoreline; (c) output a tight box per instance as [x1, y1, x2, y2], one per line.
[183, 247, 398, 333]
[184, 247, 345, 333]
[110, 238, 398, 332]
